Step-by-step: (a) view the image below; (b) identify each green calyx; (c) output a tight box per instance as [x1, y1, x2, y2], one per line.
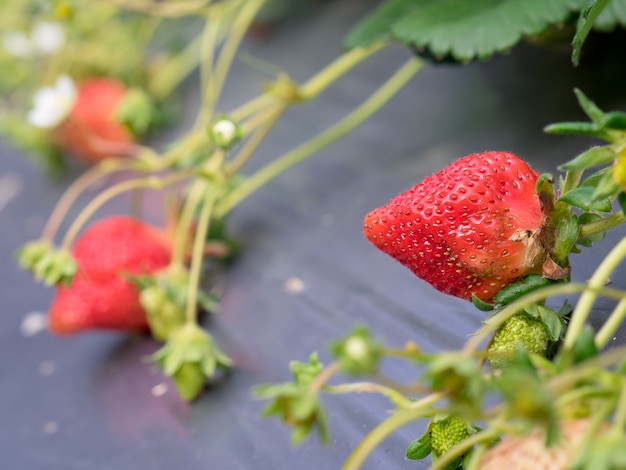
[331, 326, 383, 375]
[151, 322, 232, 401]
[17, 240, 77, 286]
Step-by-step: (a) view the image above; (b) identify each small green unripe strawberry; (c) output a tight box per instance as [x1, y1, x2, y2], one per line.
[489, 313, 550, 369]
[429, 416, 470, 457]
[172, 362, 206, 402]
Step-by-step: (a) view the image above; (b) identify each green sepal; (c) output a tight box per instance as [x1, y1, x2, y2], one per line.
[577, 212, 605, 247]
[406, 431, 432, 460]
[574, 88, 605, 123]
[571, 325, 599, 364]
[559, 186, 613, 212]
[20, 243, 77, 286]
[544, 121, 609, 140]
[552, 216, 580, 263]
[600, 111, 626, 131]
[523, 304, 564, 341]
[17, 240, 53, 271]
[115, 87, 155, 136]
[572, 0, 611, 66]
[618, 192, 626, 215]
[472, 293, 495, 311]
[330, 326, 384, 375]
[493, 274, 554, 306]
[254, 353, 330, 445]
[592, 166, 621, 201]
[559, 145, 616, 171]
[151, 323, 232, 401]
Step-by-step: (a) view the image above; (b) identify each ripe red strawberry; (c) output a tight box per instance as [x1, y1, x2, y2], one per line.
[54, 78, 134, 163]
[49, 216, 171, 334]
[363, 151, 546, 302]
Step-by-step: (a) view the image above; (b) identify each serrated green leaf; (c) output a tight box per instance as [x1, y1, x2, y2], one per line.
[558, 186, 613, 211]
[559, 145, 616, 170]
[593, 0, 626, 30]
[346, 0, 589, 62]
[572, 0, 611, 66]
[406, 432, 432, 460]
[344, 0, 411, 48]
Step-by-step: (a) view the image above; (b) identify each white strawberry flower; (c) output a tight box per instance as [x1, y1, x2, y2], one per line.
[30, 21, 66, 55]
[3, 21, 65, 57]
[2, 32, 33, 57]
[27, 75, 76, 128]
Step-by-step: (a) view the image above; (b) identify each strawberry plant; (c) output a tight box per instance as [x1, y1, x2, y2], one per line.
[7, 0, 626, 468]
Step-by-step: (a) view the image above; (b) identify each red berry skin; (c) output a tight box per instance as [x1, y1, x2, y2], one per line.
[363, 151, 545, 302]
[49, 277, 149, 334]
[54, 78, 134, 164]
[73, 216, 170, 284]
[48, 216, 171, 335]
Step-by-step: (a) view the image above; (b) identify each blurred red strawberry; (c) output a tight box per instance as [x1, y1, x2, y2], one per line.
[54, 78, 135, 163]
[49, 216, 171, 334]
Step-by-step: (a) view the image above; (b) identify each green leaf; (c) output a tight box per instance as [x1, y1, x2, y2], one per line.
[559, 145, 616, 170]
[558, 186, 613, 211]
[572, 0, 611, 66]
[618, 192, 626, 215]
[572, 325, 598, 363]
[346, 0, 588, 62]
[406, 432, 432, 460]
[593, 0, 626, 30]
[494, 274, 553, 306]
[472, 293, 495, 311]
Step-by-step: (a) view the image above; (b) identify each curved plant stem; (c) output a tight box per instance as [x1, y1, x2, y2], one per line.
[42, 159, 135, 242]
[609, 379, 626, 436]
[595, 297, 626, 348]
[185, 187, 218, 324]
[342, 392, 445, 470]
[195, 9, 223, 126]
[579, 212, 626, 238]
[563, 236, 626, 349]
[298, 41, 387, 100]
[227, 105, 286, 176]
[149, 30, 203, 100]
[198, 0, 265, 129]
[324, 382, 414, 409]
[465, 442, 488, 470]
[61, 172, 189, 250]
[216, 57, 424, 217]
[171, 179, 207, 267]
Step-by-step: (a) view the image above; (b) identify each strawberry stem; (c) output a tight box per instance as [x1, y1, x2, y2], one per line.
[595, 297, 626, 348]
[60, 172, 189, 250]
[342, 392, 446, 470]
[226, 105, 286, 176]
[42, 158, 136, 242]
[578, 212, 626, 239]
[185, 186, 218, 324]
[170, 179, 207, 267]
[563, 236, 626, 350]
[215, 57, 424, 217]
[324, 382, 415, 408]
